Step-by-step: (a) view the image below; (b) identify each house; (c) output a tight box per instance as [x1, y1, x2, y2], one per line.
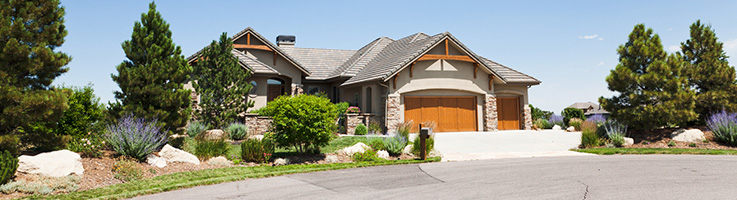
[567, 102, 610, 118]
[187, 27, 540, 133]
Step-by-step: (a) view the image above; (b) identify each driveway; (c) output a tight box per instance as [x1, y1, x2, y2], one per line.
[432, 130, 591, 161]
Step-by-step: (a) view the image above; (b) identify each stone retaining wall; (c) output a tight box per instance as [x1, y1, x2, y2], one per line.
[345, 114, 377, 135]
[243, 114, 272, 135]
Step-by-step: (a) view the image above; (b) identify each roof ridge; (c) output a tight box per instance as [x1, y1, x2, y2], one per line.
[282, 46, 358, 52]
[338, 37, 389, 77]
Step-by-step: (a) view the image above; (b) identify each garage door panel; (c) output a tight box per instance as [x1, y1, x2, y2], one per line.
[420, 98, 439, 131]
[439, 98, 458, 132]
[405, 96, 476, 132]
[405, 98, 422, 133]
[497, 97, 520, 130]
[457, 98, 476, 131]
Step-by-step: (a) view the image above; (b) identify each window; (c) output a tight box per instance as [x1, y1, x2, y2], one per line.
[366, 87, 372, 113]
[249, 81, 258, 95]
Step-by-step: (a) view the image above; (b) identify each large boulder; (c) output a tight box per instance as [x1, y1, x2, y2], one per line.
[552, 125, 562, 131]
[671, 129, 705, 143]
[403, 144, 414, 155]
[147, 154, 167, 168]
[18, 150, 84, 177]
[274, 158, 290, 166]
[206, 156, 232, 166]
[203, 129, 226, 140]
[159, 144, 200, 165]
[376, 150, 390, 159]
[341, 142, 369, 156]
[566, 126, 576, 132]
[623, 137, 635, 146]
[325, 155, 339, 163]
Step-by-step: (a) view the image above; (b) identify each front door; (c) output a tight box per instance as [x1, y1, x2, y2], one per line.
[497, 97, 520, 130]
[267, 84, 283, 102]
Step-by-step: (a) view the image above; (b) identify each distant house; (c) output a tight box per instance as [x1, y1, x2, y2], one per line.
[187, 27, 541, 132]
[567, 102, 610, 118]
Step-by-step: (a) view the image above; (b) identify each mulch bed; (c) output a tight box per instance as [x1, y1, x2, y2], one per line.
[623, 127, 737, 150]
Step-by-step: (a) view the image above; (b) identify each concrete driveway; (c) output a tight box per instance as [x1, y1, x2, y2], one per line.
[432, 130, 592, 161]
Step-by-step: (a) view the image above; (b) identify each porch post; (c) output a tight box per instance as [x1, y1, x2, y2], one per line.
[385, 94, 401, 134]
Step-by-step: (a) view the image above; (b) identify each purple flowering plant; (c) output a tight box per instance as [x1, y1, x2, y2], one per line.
[548, 114, 565, 127]
[707, 110, 737, 146]
[105, 115, 168, 161]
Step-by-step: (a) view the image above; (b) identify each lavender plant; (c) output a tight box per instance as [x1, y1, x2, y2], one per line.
[548, 114, 565, 127]
[602, 120, 627, 147]
[706, 110, 737, 146]
[384, 135, 407, 156]
[105, 115, 168, 161]
[586, 114, 606, 125]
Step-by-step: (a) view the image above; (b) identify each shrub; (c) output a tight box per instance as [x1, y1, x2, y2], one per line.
[225, 122, 248, 140]
[706, 110, 737, 146]
[395, 120, 414, 140]
[368, 121, 382, 134]
[240, 138, 274, 163]
[548, 114, 565, 128]
[186, 121, 209, 138]
[352, 149, 383, 162]
[56, 85, 105, 139]
[261, 95, 338, 153]
[586, 114, 606, 125]
[602, 120, 628, 147]
[562, 107, 586, 126]
[355, 124, 368, 135]
[194, 133, 230, 160]
[569, 118, 583, 131]
[112, 157, 143, 182]
[529, 104, 553, 121]
[1, 150, 18, 185]
[384, 135, 407, 156]
[534, 118, 552, 129]
[346, 106, 361, 113]
[367, 137, 385, 151]
[689, 143, 697, 147]
[67, 133, 106, 158]
[411, 136, 434, 156]
[0, 175, 79, 195]
[0, 135, 20, 157]
[105, 115, 168, 161]
[580, 121, 601, 148]
[667, 140, 676, 147]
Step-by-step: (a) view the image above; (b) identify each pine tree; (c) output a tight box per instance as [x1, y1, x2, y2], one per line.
[193, 33, 254, 128]
[599, 24, 697, 130]
[0, 0, 72, 151]
[110, 2, 192, 135]
[681, 20, 737, 122]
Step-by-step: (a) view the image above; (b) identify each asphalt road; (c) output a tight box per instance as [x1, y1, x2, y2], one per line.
[132, 155, 737, 200]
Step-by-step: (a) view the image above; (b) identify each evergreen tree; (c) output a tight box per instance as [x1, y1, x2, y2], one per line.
[193, 33, 254, 128]
[0, 0, 72, 151]
[599, 24, 697, 130]
[110, 2, 191, 135]
[681, 20, 737, 121]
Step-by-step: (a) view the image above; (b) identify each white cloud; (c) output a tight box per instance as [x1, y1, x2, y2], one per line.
[597, 38, 604, 41]
[666, 45, 680, 53]
[725, 38, 737, 62]
[579, 34, 599, 40]
[598, 61, 604, 66]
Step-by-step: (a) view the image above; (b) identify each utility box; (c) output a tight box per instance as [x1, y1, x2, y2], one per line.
[419, 127, 432, 160]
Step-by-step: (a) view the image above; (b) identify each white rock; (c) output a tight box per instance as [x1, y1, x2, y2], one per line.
[274, 158, 290, 166]
[403, 144, 414, 155]
[206, 156, 232, 166]
[341, 142, 369, 156]
[376, 150, 390, 159]
[159, 144, 200, 165]
[552, 125, 562, 130]
[146, 154, 167, 168]
[566, 126, 576, 132]
[624, 137, 635, 146]
[671, 129, 705, 143]
[325, 155, 339, 163]
[18, 150, 84, 177]
[204, 129, 226, 140]
[429, 149, 442, 158]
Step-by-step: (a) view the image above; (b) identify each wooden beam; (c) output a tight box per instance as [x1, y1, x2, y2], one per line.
[417, 54, 475, 63]
[474, 63, 478, 79]
[233, 44, 273, 51]
[445, 39, 449, 55]
[410, 62, 415, 78]
[246, 33, 251, 45]
[488, 74, 494, 90]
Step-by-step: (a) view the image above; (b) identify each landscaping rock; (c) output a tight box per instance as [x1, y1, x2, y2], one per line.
[671, 129, 705, 143]
[274, 158, 290, 166]
[429, 149, 442, 158]
[552, 125, 562, 131]
[203, 129, 226, 140]
[566, 126, 576, 132]
[403, 144, 414, 155]
[624, 137, 635, 146]
[376, 150, 390, 159]
[206, 156, 232, 166]
[159, 144, 200, 165]
[146, 154, 167, 168]
[341, 142, 369, 156]
[18, 150, 84, 177]
[325, 155, 339, 163]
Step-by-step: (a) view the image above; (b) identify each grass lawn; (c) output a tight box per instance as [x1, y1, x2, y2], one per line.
[40, 157, 439, 200]
[574, 148, 737, 155]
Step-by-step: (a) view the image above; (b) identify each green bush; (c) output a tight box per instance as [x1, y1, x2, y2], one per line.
[352, 149, 383, 162]
[569, 118, 583, 131]
[1, 150, 19, 185]
[534, 118, 552, 129]
[384, 135, 407, 156]
[194, 133, 230, 160]
[368, 137, 385, 151]
[112, 157, 143, 182]
[0, 135, 20, 157]
[562, 107, 586, 126]
[580, 121, 601, 148]
[261, 95, 338, 153]
[667, 140, 676, 147]
[355, 124, 368, 135]
[529, 104, 553, 121]
[186, 121, 209, 138]
[368, 122, 382, 134]
[56, 85, 106, 139]
[411, 136, 434, 156]
[225, 122, 248, 140]
[67, 133, 106, 158]
[240, 138, 274, 163]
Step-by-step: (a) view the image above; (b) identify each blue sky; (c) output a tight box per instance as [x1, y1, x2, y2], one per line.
[55, 0, 737, 113]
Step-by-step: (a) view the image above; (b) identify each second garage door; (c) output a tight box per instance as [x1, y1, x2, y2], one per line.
[405, 96, 477, 132]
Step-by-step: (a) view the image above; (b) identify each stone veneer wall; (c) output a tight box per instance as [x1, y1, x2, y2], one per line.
[385, 95, 401, 134]
[523, 104, 532, 130]
[243, 114, 272, 135]
[344, 114, 376, 135]
[484, 95, 498, 131]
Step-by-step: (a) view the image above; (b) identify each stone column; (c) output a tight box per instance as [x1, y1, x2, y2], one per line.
[385, 95, 401, 134]
[523, 104, 532, 130]
[291, 83, 303, 95]
[345, 114, 361, 135]
[484, 94, 498, 131]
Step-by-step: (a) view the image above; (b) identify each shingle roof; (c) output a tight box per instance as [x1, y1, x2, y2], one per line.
[231, 50, 278, 74]
[328, 37, 394, 79]
[478, 57, 541, 84]
[279, 46, 356, 80]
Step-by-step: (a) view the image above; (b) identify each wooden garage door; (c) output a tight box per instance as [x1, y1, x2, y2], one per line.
[405, 96, 476, 132]
[497, 97, 520, 130]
